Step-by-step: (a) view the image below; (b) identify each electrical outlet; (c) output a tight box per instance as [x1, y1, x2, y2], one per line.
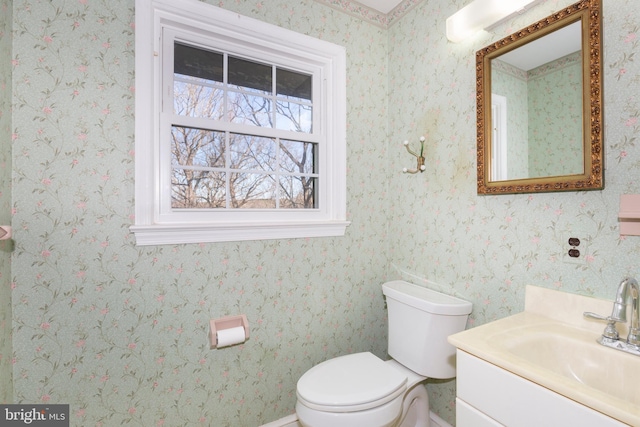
[562, 234, 588, 265]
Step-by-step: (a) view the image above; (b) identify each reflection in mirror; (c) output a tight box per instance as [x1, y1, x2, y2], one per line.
[477, 0, 603, 194]
[491, 21, 583, 181]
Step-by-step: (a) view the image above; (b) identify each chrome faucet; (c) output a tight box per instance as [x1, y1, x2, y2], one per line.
[611, 277, 640, 346]
[584, 277, 640, 356]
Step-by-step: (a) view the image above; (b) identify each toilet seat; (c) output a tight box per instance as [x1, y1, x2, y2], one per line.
[296, 352, 407, 413]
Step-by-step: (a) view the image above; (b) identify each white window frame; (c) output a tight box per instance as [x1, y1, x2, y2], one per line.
[132, 0, 349, 245]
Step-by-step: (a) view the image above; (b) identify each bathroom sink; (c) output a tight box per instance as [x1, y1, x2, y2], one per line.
[491, 322, 640, 406]
[449, 308, 640, 426]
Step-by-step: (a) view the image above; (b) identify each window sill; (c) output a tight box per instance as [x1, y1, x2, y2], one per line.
[130, 220, 350, 245]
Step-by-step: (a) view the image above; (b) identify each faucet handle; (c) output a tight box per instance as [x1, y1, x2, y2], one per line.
[584, 311, 610, 321]
[583, 312, 620, 340]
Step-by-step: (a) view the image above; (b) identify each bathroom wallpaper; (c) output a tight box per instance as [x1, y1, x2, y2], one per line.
[388, 0, 640, 420]
[0, 0, 12, 405]
[9, 0, 392, 426]
[5, 0, 640, 426]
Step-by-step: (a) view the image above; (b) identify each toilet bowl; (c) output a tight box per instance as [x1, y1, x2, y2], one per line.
[295, 280, 472, 427]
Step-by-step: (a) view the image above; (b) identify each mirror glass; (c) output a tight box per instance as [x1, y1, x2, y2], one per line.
[477, 0, 603, 194]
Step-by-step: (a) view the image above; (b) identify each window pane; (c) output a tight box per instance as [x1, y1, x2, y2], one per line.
[276, 101, 312, 133]
[172, 169, 226, 209]
[280, 140, 315, 174]
[228, 56, 271, 94]
[173, 80, 224, 119]
[167, 40, 322, 215]
[172, 126, 225, 168]
[277, 68, 311, 101]
[229, 173, 276, 208]
[229, 133, 276, 172]
[174, 43, 223, 82]
[279, 176, 316, 209]
[228, 91, 273, 127]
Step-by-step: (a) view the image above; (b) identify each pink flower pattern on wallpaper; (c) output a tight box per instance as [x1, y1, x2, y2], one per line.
[387, 0, 640, 418]
[2, 0, 640, 426]
[6, 0, 390, 426]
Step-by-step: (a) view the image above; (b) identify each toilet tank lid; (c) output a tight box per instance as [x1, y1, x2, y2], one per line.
[382, 280, 472, 315]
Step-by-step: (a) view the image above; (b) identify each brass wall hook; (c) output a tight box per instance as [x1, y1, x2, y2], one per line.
[402, 136, 426, 174]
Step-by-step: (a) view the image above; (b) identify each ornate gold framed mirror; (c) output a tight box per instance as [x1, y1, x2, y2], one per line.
[476, 0, 603, 194]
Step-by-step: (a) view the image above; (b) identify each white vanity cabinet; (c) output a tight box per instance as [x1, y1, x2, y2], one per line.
[455, 351, 627, 427]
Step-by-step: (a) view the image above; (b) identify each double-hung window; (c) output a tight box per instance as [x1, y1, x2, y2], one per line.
[132, 0, 349, 245]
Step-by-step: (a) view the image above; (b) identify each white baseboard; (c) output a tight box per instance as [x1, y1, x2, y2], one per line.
[430, 410, 453, 427]
[260, 413, 299, 427]
[261, 410, 452, 427]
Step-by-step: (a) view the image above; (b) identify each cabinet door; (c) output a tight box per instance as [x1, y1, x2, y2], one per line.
[456, 351, 627, 427]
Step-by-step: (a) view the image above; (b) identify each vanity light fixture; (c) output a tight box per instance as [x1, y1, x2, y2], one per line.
[402, 137, 426, 174]
[446, 0, 537, 43]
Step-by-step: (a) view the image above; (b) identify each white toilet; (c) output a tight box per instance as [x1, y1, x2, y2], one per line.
[295, 280, 472, 427]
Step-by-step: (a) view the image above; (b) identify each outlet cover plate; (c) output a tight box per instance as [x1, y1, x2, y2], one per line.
[562, 234, 588, 265]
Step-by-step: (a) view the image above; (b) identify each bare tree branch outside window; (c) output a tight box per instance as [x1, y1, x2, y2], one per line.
[171, 46, 316, 210]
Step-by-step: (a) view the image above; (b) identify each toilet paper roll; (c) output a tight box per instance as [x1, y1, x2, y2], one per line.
[216, 326, 246, 348]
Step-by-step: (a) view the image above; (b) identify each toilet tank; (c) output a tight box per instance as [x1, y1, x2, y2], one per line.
[382, 280, 472, 379]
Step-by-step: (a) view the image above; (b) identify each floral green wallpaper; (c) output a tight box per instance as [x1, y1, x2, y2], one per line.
[388, 0, 640, 422]
[9, 0, 391, 426]
[0, 0, 12, 405]
[5, 0, 640, 426]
